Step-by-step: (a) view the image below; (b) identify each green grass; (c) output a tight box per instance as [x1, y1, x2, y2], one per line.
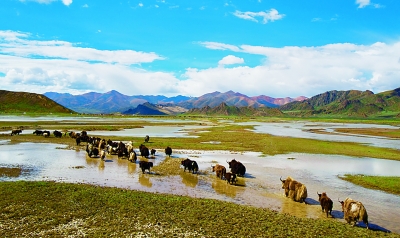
[0, 181, 398, 237]
[339, 174, 400, 195]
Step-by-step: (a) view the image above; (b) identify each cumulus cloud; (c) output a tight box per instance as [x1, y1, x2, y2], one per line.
[218, 55, 244, 67]
[188, 41, 400, 97]
[233, 9, 284, 24]
[1, 30, 400, 98]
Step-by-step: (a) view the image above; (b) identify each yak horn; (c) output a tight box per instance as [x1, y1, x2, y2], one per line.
[280, 176, 283, 182]
[317, 191, 320, 195]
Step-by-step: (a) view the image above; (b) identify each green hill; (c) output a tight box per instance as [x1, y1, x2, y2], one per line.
[280, 88, 400, 118]
[0, 90, 75, 114]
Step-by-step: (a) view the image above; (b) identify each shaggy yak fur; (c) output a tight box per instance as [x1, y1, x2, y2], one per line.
[280, 176, 308, 203]
[339, 197, 369, 229]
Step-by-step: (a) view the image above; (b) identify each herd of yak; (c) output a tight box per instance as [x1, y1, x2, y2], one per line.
[11, 128, 369, 229]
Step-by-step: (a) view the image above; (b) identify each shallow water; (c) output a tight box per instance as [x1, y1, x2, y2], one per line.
[0, 141, 399, 233]
[239, 121, 400, 150]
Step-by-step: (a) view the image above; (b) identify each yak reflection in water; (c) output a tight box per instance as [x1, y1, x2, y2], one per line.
[139, 174, 152, 187]
[180, 172, 198, 188]
[211, 179, 237, 198]
[127, 163, 137, 174]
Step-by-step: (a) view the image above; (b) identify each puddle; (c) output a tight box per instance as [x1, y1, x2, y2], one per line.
[0, 142, 399, 233]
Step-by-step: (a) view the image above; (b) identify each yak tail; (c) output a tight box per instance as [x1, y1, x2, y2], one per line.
[296, 184, 308, 203]
[359, 203, 369, 229]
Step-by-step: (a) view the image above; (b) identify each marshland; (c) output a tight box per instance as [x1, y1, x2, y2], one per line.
[1, 115, 400, 237]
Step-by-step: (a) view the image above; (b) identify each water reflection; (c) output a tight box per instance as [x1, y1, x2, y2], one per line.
[211, 179, 237, 198]
[180, 172, 199, 188]
[139, 174, 152, 187]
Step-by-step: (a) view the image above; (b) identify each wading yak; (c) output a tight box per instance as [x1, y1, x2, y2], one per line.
[280, 176, 307, 203]
[339, 197, 369, 229]
[317, 192, 333, 217]
[211, 164, 226, 179]
[227, 159, 246, 177]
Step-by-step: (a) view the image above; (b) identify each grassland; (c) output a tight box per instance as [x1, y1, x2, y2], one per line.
[1, 181, 398, 237]
[340, 174, 400, 196]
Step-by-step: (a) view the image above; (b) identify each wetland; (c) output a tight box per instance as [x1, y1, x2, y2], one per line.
[1, 115, 400, 236]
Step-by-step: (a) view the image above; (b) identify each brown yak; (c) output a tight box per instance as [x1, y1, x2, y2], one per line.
[317, 192, 333, 217]
[280, 176, 307, 203]
[339, 198, 369, 229]
[211, 164, 226, 179]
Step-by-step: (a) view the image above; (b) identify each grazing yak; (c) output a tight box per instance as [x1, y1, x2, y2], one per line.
[280, 176, 308, 203]
[211, 164, 226, 179]
[165, 146, 172, 157]
[181, 158, 199, 174]
[224, 172, 237, 185]
[11, 129, 22, 136]
[317, 192, 333, 217]
[42, 130, 51, 137]
[139, 161, 153, 174]
[33, 130, 43, 135]
[150, 149, 156, 157]
[144, 135, 150, 143]
[53, 130, 63, 138]
[339, 198, 369, 229]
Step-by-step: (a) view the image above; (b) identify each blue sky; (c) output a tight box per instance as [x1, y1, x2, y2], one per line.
[1, 0, 399, 98]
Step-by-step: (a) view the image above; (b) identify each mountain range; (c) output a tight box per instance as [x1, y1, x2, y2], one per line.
[44, 90, 306, 114]
[2, 87, 399, 118]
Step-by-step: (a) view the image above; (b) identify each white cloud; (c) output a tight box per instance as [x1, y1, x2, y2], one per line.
[19, 0, 56, 4]
[1, 30, 400, 98]
[0, 31, 164, 65]
[19, 0, 72, 5]
[356, 0, 370, 8]
[233, 9, 284, 24]
[218, 55, 244, 67]
[62, 0, 72, 6]
[138, 2, 143, 7]
[200, 42, 240, 52]
[187, 41, 400, 97]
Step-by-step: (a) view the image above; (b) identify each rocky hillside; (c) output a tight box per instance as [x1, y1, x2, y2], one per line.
[0, 90, 75, 114]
